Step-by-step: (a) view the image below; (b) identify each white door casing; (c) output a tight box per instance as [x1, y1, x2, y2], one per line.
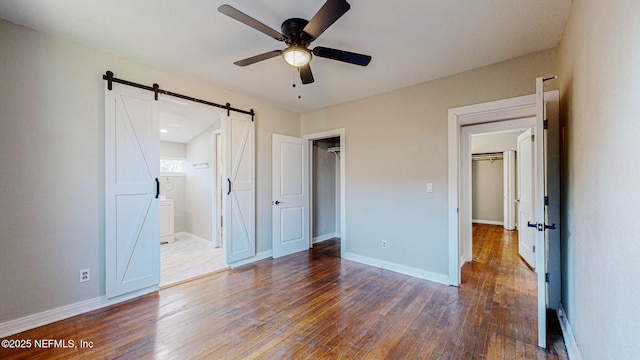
[272, 134, 310, 258]
[449, 83, 559, 348]
[517, 128, 535, 268]
[303, 129, 346, 258]
[222, 113, 256, 263]
[105, 82, 160, 299]
[503, 150, 516, 230]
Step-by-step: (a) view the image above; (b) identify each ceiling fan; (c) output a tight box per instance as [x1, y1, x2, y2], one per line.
[218, 0, 372, 85]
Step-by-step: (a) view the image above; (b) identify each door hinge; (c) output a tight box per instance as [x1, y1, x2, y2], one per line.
[545, 273, 550, 283]
[544, 196, 549, 206]
[544, 119, 549, 129]
[531, 134, 535, 142]
[533, 245, 536, 252]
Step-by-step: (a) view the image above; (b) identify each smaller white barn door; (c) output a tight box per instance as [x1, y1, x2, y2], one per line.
[272, 134, 310, 258]
[222, 113, 255, 263]
[517, 129, 535, 268]
[105, 83, 160, 299]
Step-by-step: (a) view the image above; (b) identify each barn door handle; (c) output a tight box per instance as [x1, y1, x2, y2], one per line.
[155, 178, 160, 199]
[227, 178, 231, 195]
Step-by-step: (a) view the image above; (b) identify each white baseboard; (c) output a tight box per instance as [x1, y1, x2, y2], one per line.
[313, 232, 340, 244]
[472, 219, 504, 226]
[0, 286, 158, 338]
[557, 304, 582, 360]
[228, 250, 273, 269]
[342, 252, 449, 285]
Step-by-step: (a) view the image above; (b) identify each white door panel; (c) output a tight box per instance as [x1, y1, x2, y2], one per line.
[534, 77, 548, 348]
[272, 134, 309, 258]
[517, 128, 535, 268]
[223, 113, 255, 263]
[105, 83, 160, 299]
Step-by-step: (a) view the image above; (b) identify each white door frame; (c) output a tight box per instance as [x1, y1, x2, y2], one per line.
[448, 94, 538, 285]
[303, 129, 346, 256]
[449, 89, 560, 349]
[212, 129, 223, 250]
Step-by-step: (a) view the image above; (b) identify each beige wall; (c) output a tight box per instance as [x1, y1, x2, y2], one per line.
[557, 0, 640, 358]
[472, 159, 504, 223]
[0, 19, 299, 322]
[301, 49, 558, 278]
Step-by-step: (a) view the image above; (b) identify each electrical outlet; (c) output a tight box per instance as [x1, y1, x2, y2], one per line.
[80, 269, 90, 283]
[382, 240, 387, 249]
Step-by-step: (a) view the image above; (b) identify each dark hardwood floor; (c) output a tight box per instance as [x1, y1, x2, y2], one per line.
[1, 226, 567, 359]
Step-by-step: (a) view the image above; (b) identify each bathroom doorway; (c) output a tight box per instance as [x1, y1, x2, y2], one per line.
[158, 97, 227, 287]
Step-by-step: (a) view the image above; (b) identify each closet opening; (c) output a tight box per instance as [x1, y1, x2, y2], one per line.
[311, 137, 342, 246]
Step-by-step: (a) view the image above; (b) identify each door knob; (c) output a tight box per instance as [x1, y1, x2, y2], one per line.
[274, 200, 281, 205]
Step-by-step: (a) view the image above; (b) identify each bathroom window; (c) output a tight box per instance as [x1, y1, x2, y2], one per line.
[160, 157, 185, 176]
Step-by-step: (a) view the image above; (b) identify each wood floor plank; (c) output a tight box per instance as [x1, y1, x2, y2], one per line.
[1, 229, 568, 359]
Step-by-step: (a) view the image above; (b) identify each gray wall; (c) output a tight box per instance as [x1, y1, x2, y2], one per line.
[160, 141, 187, 158]
[0, 18, 300, 323]
[184, 124, 219, 241]
[472, 159, 503, 223]
[557, 0, 640, 357]
[470, 131, 523, 224]
[160, 141, 187, 232]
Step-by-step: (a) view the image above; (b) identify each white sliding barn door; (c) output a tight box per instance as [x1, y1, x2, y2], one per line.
[272, 134, 310, 258]
[105, 83, 160, 299]
[222, 113, 255, 263]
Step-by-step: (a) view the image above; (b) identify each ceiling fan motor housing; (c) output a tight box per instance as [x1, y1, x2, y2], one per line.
[281, 18, 311, 46]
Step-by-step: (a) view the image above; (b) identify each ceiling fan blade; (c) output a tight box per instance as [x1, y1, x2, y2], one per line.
[303, 0, 351, 40]
[218, 5, 284, 41]
[299, 64, 315, 84]
[312, 46, 372, 66]
[234, 50, 282, 67]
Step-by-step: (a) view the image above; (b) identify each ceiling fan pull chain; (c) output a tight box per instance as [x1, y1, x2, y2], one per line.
[293, 68, 302, 99]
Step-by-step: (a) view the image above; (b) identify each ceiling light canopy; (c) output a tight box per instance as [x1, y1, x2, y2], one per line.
[282, 46, 311, 67]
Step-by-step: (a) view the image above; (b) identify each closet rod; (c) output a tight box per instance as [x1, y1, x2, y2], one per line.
[102, 71, 255, 119]
[472, 152, 504, 157]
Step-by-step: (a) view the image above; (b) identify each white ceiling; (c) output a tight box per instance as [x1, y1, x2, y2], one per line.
[0, 0, 572, 113]
[159, 96, 220, 144]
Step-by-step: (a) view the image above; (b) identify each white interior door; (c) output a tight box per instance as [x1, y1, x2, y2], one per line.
[534, 77, 548, 348]
[105, 82, 160, 299]
[517, 128, 535, 268]
[272, 134, 310, 258]
[222, 113, 255, 263]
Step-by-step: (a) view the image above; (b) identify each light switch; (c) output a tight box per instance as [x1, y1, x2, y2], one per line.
[427, 183, 433, 193]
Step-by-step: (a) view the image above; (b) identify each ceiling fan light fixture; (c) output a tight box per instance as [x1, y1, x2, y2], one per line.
[282, 46, 312, 67]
